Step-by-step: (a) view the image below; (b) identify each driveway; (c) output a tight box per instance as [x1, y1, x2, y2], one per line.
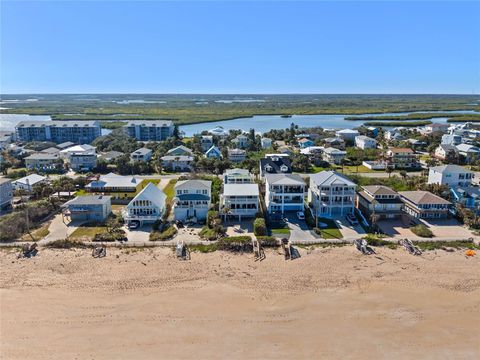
[124, 224, 152, 243]
[333, 216, 366, 239]
[284, 213, 317, 242]
[40, 214, 80, 243]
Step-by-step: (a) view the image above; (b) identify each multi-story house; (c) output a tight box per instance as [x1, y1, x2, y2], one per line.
[0, 131, 14, 150]
[122, 182, 166, 227]
[423, 123, 450, 134]
[12, 174, 48, 192]
[60, 144, 97, 171]
[123, 120, 173, 141]
[205, 145, 222, 159]
[399, 191, 451, 219]
[0, 178, 13, 210]
[335, 129, 359, 142]
[428, 165, 474, 187]
[355, 135, 376, 150]
[86, 172, 147, 203]
[228, 148, 246, 163]
[15, 120, 101, 144]
[25, 152, 62, 171]
[99, 150, 124, 162]
[200, 135, 214, 152]
[64, 195, 112, 222]
[232, 134, 249, 149]
[261, 137, 272, 149]
[456, 143, 480, 163]
[450, 187, 480, 214]
[308, 171, 356, 221]
[385, 130, 405, 142]
[322, 137, 345, 150]
[173, 179, 212, 222]
[322, 147, 346, 165]
[221, 183, 260, 220]
[434, 144, 459, 162]
[386, 148, 420, 169]
[260, 154, 292, 177]
[161, 155, 194, 171]
[166, 145, 194, 157]
[441, 133, 462, 146]
[224, 168, 254, 184]
[356, 185, 404, 221]
[130, 148, 152, 162]
[265, 174, 305, 214]
[298, 138, 314, 149]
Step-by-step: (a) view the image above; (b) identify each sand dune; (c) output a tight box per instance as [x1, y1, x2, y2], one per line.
[1, 246, 479, 359]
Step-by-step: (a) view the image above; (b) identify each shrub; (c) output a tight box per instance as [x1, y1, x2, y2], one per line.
[150, 225, 178, 241]
[253, 218, 267, 236]
[256, 236, 278, 247]
[411, 224, 434, 238]
[217, 236, 252, 252]
[413, 240, 478, 251]
[188, 243, 219, 253]
[94, 230, 127, 242]
[207, 210, 220, 229]
[199, 223, 225, 240]
[45, 239, 89, 249]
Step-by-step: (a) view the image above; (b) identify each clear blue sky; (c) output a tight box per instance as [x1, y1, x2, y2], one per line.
[1, 1, 479, 94]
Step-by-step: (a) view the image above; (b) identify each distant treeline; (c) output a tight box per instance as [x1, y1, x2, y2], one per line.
[346, 112, 480, 121]
[363, 120, 433, 127]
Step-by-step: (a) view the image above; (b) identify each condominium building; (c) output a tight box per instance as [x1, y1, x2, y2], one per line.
[123, 120, 174, 141]
[15, 121, 101, 144]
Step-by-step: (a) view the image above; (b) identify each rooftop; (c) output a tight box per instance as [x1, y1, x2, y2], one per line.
[310, 171, 356, 187]
[399, 191, 451, 205]
[265, 173, 305, 186]
[65, 195, 111, 206]
[16, 120, 99, 128]
[223, 183, 259, 196]
[430, 164, 472, 174]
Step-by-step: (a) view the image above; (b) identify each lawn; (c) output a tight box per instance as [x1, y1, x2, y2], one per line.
[270, 225, 291, 236]
[75, 189, 88, 196]
[317, 218, 343, 239]
[69, 226, 108, 240]
[20, 224, 50, 241]
[163, 179, 177, 205]
[111, 204, 125, 214]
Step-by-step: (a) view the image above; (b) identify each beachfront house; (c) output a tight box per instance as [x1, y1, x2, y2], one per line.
[205, 145, 222, 159]
[308, 171, 356, 220]
[161, 155, 194, 171]
[355, 135, 376, 150]
[356, 185, 404, 221]
[122, 182, 166, 227]
[173, 179, 212, 222]
[399, 191, 451, 219]
[64, 195, 112, 222]
[228, 149, 246, 163]
[265, 174, 305, 214]
[221, 183, 260, 220]
[428, 165, 474, 187]
[0, 178, 13, 210]
[12, 174, 48, 192]
[322, 147, 346, 165]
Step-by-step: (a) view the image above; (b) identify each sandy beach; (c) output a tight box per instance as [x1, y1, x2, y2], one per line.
[1, 245, 479, 360]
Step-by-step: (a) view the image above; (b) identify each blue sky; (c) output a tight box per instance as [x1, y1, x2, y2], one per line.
[1, 1, 479, 94]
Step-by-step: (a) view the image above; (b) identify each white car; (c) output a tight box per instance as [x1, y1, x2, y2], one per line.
[297, 211, 305, 220]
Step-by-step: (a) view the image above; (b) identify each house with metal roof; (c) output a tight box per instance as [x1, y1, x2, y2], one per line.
[122, 182, 166, 226]
[399, 191, 451, 219]
[167, 145, 194, 157]
[322, 147, 346, 165]
[12, 174, 48, 192]
[24, 152, 62, 171]
[428, 165, 474, 187]
[161, 155, 194, 171]
[130, 147, 153, 162]
[173, 179, 212, 222]
[64, 195, 112, 222]
[86, 173, 146, 203]
[60, 144, 97, 171]
[221, 183, 259, 220]
[308, 171, 356, 219]
[223, 168, 254, 184]
[456, 143, 480, 163]
[265, 174, 305, 214]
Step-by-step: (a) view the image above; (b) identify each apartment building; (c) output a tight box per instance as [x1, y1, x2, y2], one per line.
[123, 120, 173, 141]
[15, 121, 101, 144]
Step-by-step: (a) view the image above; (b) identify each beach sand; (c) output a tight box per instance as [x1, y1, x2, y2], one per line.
[1, 246, 479, 359]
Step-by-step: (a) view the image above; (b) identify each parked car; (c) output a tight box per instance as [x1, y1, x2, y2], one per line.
[128, 220, 140, 229]
[297, 211, 305, 220]
[346, 213, 358, 226]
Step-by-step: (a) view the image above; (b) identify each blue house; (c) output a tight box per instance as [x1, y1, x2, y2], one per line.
[64, 195, 112, 222]
[205, 145, 222, 159]
[451, 187, 480, 214]
[298, 138, 314, 149]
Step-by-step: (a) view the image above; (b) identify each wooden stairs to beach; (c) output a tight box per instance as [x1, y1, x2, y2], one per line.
[281, 238, 292, 260]
[399, 239, 422, 256]
[252, 238, 265, 261]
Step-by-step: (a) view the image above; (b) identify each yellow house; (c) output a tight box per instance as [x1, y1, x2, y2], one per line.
[85, 173, 154, 203]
